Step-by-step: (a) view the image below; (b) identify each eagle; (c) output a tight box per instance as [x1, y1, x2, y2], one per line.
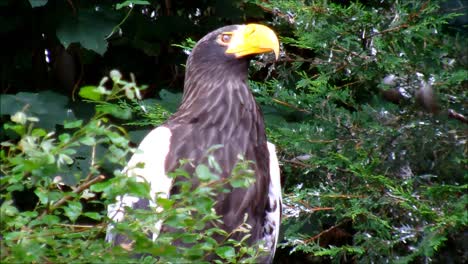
[106, 24, 282, 263]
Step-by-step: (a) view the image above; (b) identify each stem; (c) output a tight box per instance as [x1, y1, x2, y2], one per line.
[304, 219, 351, 243]
[40, 175, 106, 218]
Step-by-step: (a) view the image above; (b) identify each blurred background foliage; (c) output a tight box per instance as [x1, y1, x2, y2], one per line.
[1, 0, 467, 263]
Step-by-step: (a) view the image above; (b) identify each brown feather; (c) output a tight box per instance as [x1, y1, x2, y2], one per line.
[163, 25, 271, 247]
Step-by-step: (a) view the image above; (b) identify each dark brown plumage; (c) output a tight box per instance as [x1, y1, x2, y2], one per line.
[107, 24, 282, 263]
[164, 25, 271, 246]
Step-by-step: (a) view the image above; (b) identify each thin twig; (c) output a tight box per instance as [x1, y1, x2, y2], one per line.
[297, 199, 334, 212]
[9, 225, 102, 242]
[57, 223, 103, 229]
[335, 80, 364, 89]
[307, 139, 336, 143]
[304, 219, 351, 243]
[272, 98, 311, 113]
[322, 194, 366, 199]
[332, 44, 371, 60]
[283, 159, 313, 168]
[40, 175, 106, 218]
[368, 1, 429, 39]
[368, 24, 409, 39]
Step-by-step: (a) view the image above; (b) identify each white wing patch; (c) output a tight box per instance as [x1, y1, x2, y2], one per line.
[106, 126, 172, 242]
[263, 142, 282, 259]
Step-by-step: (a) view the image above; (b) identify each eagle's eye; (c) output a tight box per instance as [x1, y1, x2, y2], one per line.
[219, 33, 232, 44]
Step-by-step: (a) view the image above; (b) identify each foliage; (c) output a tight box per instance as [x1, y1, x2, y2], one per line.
[1, 71, 266, 263]
[1, 0, 467, 263]
[247, 0, 467, 263]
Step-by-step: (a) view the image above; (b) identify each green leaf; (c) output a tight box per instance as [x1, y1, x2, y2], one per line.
[79, 86, 102, 101]
[29, 0, 48, 8]
[58, 133, 71, 143]
[156, 197, 174, 210]
[83, 212, 102, 220]
[215, 246, 236, 260]
[0, 200, 19, 217]
[57, 9, 117, 55]
[34, 188, 49, 205]
[127, 180, 150, 198]
[3, 123, 25, 136]
[180, 233, 199, 244]
[31, 128, 47, 137]
[29, 214, 60, 227]
[58, 153, 74, 165]
[156, 89, 182, 113]
[63, 201, 83, 222]
[79, 136, 96, 146]
[116, 1, 150, 10]
[96, 104, 132, 119]
[195, 164, 219, 182]
[89, 179, 113, 192]
[64, 120, 83, 129]
[230, 174, 255, 189]
[0, 91, 73, 130]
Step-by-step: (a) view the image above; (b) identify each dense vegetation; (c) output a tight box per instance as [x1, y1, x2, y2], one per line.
[1, 0, 466, 263]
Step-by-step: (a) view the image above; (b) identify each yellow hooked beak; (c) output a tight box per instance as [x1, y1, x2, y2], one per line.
[224, 24, 279, 60]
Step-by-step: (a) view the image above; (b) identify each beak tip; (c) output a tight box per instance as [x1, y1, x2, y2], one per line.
[274, 47, 280, 60]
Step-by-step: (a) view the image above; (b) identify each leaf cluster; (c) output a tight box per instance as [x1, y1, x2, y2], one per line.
[1, 71, 265, 263]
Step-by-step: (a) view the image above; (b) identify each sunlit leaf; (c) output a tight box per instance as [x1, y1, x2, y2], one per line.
[79, 86, 102, 101]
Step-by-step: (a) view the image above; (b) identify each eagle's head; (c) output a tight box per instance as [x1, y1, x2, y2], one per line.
[184, 24, 279, 89]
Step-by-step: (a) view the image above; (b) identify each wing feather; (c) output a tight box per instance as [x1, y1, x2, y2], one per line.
[263, 142, 282, 261]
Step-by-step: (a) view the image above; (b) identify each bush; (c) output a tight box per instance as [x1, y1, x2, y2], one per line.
[0, 71, 265, 263]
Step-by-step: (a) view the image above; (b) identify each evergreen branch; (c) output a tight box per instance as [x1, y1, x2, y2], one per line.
[272, 98, 311, 113]
[304, 219, 352, 243]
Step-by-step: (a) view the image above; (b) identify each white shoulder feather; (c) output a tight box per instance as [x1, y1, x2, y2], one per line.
[264, 142, 282, 259]
[106, 126, 173, 242]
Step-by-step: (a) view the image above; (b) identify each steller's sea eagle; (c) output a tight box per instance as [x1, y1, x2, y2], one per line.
[106, 24, 282, 263]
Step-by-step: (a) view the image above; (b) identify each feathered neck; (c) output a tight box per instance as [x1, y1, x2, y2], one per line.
[173, 57, 259, 131]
